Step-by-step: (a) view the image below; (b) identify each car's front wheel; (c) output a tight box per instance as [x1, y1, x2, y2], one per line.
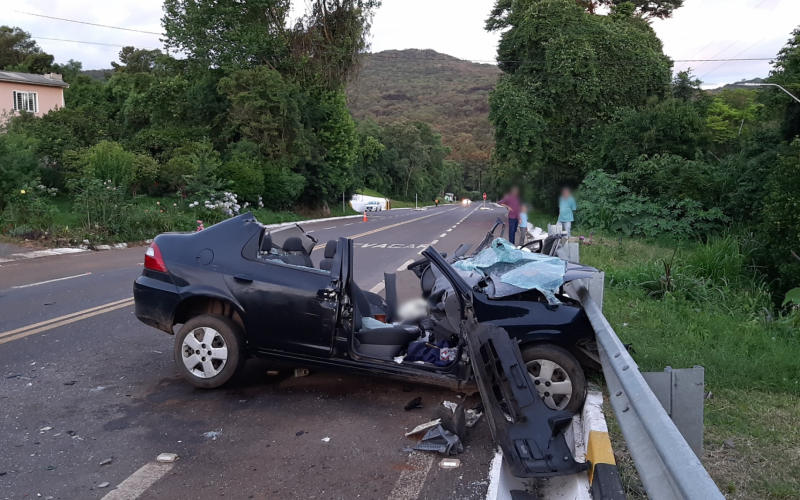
[521, 344, 586, 413]
[173, 315, 247, 389]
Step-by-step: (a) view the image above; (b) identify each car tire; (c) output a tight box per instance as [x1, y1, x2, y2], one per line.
[173, 315, 247, 389]
[520, 344, 586, 413]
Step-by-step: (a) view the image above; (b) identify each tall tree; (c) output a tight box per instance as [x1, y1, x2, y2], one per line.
[0, 26, 53, 72]
[486, 0, 672, 206]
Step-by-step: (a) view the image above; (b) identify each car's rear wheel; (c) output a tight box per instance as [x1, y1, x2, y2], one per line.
[174, 315, 247, 389]
[521, 344, 586, 413]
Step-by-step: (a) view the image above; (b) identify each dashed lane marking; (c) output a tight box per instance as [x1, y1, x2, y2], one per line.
[387, 450, 435, 500]
[11, 272, 92, 289]
[101, 462, 175, 500]
[398, 259, 415, 272]
[370, 281, 385, 294]
[439, 234, 447, 238]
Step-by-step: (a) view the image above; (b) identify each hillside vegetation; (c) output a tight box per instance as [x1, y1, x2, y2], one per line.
[347, 49, 500, 191]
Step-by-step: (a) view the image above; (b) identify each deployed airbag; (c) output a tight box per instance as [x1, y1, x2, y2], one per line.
[453, 238, 566, 304]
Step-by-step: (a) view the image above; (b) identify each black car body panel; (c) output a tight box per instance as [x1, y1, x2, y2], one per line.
[422, 248, 587, 478]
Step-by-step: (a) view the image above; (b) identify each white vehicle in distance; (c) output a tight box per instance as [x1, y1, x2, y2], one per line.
[350, 194, 388, 212]
[364, 200, 383, 212]
[461, 198, 472, 205]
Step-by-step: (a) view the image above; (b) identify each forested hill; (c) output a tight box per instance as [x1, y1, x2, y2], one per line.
[347, 49, 500, 184]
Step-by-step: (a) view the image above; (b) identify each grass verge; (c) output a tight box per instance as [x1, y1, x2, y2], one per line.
[577, 233, 800, 499]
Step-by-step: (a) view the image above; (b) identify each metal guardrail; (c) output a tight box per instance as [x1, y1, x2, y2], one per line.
[556, 246, 724, 500]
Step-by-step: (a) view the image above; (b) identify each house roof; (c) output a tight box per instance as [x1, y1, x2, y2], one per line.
[0, 71, 70, 88]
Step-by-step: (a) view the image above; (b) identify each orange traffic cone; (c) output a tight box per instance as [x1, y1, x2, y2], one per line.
[363, 210, 368, 222]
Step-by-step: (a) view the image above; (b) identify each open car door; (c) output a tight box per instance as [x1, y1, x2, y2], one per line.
[422, 247, 587, 479]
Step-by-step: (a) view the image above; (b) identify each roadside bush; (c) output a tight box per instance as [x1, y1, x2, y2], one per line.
[1, 180, 59, 235]
[64, 141, 159, 196]
[579, 169, 729, 238]
[0, 131, 42, 208]
[219, 158, 264, 204]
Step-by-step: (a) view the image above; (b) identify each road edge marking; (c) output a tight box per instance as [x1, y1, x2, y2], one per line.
[101, 462, 174, 500]
[0, 297, 134, 339]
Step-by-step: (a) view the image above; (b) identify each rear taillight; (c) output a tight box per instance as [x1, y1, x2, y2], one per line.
[144, 241, 168, 273]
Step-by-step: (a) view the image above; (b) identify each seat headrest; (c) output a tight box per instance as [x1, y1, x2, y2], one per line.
[324, 240, 337, 259]
[283, 236, 305, 252]
[260, 233, 273, 253]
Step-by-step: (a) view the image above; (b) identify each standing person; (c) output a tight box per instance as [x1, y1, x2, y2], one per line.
[558, 187, 577, 237]
[519, 205, 529, 245]
[435, 198, 439, 207]
[498, 187, 521, 246]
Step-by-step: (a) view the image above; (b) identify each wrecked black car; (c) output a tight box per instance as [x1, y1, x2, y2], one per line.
[407, 218, 601, 412]
[133, 213, 592, 478]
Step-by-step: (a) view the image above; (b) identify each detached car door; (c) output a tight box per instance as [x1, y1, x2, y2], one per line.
[224, 235, 341, 358]
[422, 248, 587, 479]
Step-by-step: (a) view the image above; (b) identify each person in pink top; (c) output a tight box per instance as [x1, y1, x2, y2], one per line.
[498, 186, 521, 245]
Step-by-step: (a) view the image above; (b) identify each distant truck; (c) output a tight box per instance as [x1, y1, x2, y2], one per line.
[350, 194, 388, 212]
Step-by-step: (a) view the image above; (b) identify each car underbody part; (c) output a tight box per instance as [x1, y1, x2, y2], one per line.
[465, 320, 588, 477]
[413, 424, 464, 455]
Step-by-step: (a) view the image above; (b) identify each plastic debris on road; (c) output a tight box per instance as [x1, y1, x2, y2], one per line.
[453, 238, 566, 304]
[439, 458, 461, 469]
[156, 453, 179, 463]
[413, 424, 463, 455]
[321, 437, 330, 442]
[405, 419, 441, 437]
[404, 396, 423, 411]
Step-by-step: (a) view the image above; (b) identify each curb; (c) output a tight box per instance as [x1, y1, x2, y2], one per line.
[484, 389, 624, 500]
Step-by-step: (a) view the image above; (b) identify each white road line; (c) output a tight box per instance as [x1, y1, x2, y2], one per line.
[447, 229, 452, 232]
[387, 450, 435, 500]
[323, 227, 336, 230]
[344, 223, 354, 226]
[431, 240, 439, 245]
[101, 462, 174, 500]
[439, 234, 447, 238]
[397, 259, 415, 272]
[370, 281, 385, 294]
[12, 272, 92, 289]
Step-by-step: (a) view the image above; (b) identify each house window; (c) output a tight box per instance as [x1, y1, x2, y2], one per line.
[12, 91, 39, 113]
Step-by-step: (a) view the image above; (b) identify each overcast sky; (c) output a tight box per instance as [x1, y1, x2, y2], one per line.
[6, 0, 799, 87]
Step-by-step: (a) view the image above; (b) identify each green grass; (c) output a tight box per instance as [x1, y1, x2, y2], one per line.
[578, 233, 800, 499]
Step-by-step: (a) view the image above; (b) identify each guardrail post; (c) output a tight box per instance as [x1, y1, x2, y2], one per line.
[642, 367, 705, 459]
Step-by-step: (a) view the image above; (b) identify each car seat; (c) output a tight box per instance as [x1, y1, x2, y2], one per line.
[280, 237, 314, 267]
[319, 240, 337, 271]
[259, 233, 273, 256]
[351, 284, 419, 358]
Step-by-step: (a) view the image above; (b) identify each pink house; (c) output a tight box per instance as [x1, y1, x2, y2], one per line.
[0, 71, 69, 121]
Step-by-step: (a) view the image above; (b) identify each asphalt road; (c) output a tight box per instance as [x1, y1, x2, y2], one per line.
[0, 204, 509, 500]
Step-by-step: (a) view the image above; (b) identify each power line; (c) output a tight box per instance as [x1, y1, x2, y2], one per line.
[15, 10, 163, 35]
[700, 36, 769, 80]
[32, 35, 162, 50]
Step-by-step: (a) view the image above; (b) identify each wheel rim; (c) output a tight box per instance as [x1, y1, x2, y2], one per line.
[526, 359, 573, 410]
[181, 327, 228, 379]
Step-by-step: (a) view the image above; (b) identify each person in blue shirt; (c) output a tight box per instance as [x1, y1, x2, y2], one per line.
[518, 204, 529, 246]
[558, 188, 577, 237]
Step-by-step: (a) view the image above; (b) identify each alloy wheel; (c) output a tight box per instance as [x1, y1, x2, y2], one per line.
[181, 327, 228, 379]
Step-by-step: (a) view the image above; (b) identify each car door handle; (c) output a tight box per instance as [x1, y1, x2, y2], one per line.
[234, 274, 253, 285]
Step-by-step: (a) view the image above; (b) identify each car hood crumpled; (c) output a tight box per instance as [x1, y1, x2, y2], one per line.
[452, 238, 567, 304]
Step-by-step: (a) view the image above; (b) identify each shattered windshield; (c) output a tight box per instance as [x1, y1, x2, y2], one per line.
[453, 238, 566, 304]
[268, 224, 316, 254]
